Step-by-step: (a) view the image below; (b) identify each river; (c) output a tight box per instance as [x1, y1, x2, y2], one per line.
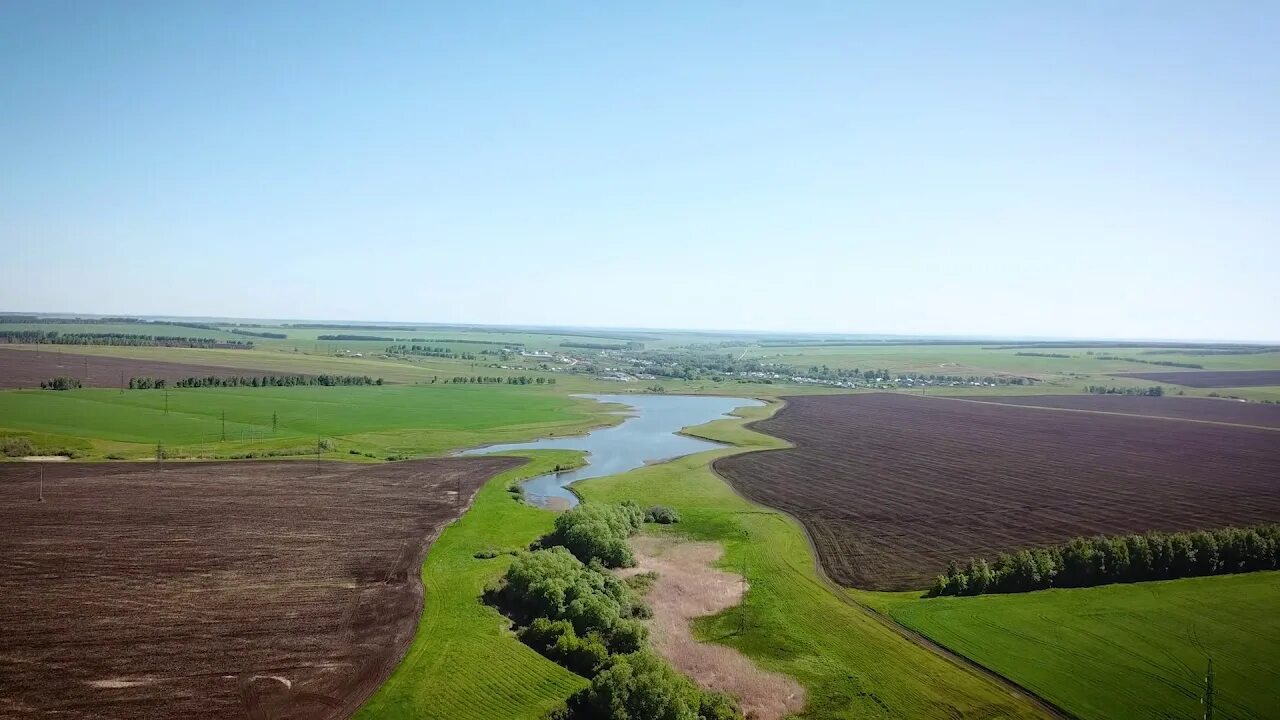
[461, 393, 762, 509]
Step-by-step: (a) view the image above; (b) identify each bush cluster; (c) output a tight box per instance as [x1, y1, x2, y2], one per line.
[932, 524, 1280, 597]
[490, 502, 743, 720]
[554, 651, 739, 720]
[548, 501, 645, 567]
[645, 506, 681, 524]
[40, 376, 82, 390]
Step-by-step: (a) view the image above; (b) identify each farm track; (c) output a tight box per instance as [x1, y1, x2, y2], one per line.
[714, 393, 1280, 590]
[0, 457, 520, 720]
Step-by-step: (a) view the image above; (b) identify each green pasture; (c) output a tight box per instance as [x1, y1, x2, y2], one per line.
[0, 384, 611, 459]
[861, 572, 1280, 720]
[355, 451, 590, 720]
[574, 402, 1044, 719]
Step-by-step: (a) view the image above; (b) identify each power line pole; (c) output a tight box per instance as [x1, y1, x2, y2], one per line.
[156, 441, 163, 474]
[1203, 658, 1215, 720]
[315, 434, 322, 476]
[38, 464, 44, 502]
[164, 390, 169, 415]
[221, 410, 226, 442]
[120, 371, 124, 394]
[738, 555, 748, 634]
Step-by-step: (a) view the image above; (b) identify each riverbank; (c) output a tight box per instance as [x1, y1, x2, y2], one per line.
[574, 400, 1048, 719]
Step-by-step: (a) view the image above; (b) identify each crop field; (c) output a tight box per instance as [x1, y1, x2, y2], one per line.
[1110, 369, 1280, 387]
[0, 346, 314, 389]
[966, 394, 1280, 428]
[0, 384, 607, 460]
[0, 456, 520, 720]
[866, 572, 1280, 720]
[714, 393, 1280, 590]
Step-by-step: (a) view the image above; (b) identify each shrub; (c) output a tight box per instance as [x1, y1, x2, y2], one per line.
[550, 503, 644, 568]
[646, 505, 681, 524]
[1, 436, 35, 457]
[562, 651, 742, 720]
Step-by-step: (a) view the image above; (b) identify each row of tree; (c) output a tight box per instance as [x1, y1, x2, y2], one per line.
[490, 502, 741, 720]
[444, 375, 554, 385]
[1083, 385, 1164, 396]
[129, 374, 381, 389]
[230, 329, 286, 339]
[931, 523, 1280, 597]
[40, 376, 82, 390]
[1014, 352, 1070, 358]
[385, 344, 476, 360]
[0, 331, 251, 349]
[1095, 354, 1204, 369]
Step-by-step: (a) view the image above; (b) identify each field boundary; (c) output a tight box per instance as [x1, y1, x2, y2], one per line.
[707, 398, 1072, 720]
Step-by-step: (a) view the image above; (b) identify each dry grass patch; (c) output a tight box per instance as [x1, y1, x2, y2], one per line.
[620, 535, 805, 720]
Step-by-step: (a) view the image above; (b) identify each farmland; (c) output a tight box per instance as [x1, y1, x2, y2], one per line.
[0, 457, 520, 720]
[1110, 369, 1280, 387]
[0, 384, 611, 460]
[714, 393, 1280, 590]
[572, 402, 1047, 719]
[864, 572, 1280, 720]
[0, 346, 316, 389]
[967, 394, 1280, 428]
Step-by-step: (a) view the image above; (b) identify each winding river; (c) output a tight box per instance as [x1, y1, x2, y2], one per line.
[461, 393, 762, 509]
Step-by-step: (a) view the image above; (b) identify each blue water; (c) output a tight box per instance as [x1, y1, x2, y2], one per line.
[461, 393, 762, 509]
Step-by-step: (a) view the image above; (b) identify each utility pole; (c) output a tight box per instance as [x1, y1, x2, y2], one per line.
[221, 410, 226, 442]
[164, 390, 169, 414]
[272, 411, 278, 434]
[738, 555, 748, 634]
[156, 441, 163, 474]
[120, 371, 124, 394]
[38, 464, 44, 502]
[1203, 658, 1215, 720]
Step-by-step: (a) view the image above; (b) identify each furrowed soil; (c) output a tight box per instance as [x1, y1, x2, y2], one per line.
[714, 393, 1280, 590]
[964, 394, 1280, 428]
[1109, 369, 1280, 387]
[0, 457, 520, 719]
[0, 346, 314, 389]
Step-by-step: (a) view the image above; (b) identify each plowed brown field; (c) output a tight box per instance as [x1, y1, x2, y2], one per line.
[967, 394, 1280, 428]
[0, 346, 313, 389]
[714, 393, 1280, 591]
[1110, 369, 1280, 387]
[0, 457, 520, 719]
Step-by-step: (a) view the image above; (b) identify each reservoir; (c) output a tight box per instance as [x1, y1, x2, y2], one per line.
[461, 393, 762, 509]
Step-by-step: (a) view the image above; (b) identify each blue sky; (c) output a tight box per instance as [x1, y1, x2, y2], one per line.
[2, 2, 1277, 340]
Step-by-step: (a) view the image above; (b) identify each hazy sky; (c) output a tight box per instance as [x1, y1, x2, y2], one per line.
[2, 2, 1277, 340]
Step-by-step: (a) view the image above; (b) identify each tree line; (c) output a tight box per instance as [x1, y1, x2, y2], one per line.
[129, 374, 381, 389]
[0, 331, 252, 349]
[444, 375, 554, 385]
[560, 341, 645, 351]
[230, 329, 287, 339]
[385, 344, 476, 360]
[1095, 354, 1204, 369]
[488, 502, 741, 720]
[1083, 385, 1164, 396]
[1014, 352, 1070, 358]
[931, 523, 1280, 597]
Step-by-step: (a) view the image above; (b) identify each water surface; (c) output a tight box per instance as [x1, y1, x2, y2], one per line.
[462, 393, 762, 509]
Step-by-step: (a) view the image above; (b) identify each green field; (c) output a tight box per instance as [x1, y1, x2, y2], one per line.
[355, 450, 590, 720]
[573, 402, 1044, 719]
[861, 573, 1280, 720]
[0, 384, 612, 459]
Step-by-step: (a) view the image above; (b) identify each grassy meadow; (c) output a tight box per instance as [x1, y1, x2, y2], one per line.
[860, 573, 1280, 720]
[355, 450, 591, 720]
